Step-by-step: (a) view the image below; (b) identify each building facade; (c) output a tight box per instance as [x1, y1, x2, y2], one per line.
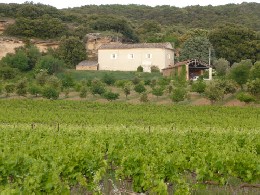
[98, 43, 174, 72]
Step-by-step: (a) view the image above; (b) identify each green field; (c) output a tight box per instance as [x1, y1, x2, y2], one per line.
[0, 100, 259, 194]
[58, 70, 163, 81]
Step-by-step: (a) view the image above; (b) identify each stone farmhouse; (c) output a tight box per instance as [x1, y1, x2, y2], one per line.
[98, 42, 175, 72]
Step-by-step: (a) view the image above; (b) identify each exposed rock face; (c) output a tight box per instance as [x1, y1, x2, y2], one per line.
[86, 33, 121, 60]
[0, 37, 59, 60]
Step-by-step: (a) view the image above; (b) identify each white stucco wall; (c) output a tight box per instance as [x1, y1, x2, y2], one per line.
[98, 48, 174, 72]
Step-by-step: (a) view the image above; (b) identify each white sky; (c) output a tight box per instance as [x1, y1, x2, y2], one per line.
[0, 0, 259, 9]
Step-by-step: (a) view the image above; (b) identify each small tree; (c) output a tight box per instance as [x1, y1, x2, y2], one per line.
[36, 55, 64, 74]
[102, 73, 116, 85]
[151, 66, 160, 73]
[249, 61, 260, 80]
[91, 79, 106, 95]
[246, 78, 260, 98]
[137, 65, 143, 72]
[61, 74, 75, 89]
[134, 83, 146, 94]
[5, 84, 15, 97]
[152, 86, 164, 99]
[191, 79, 206, 94]
[123, 83, 131, 99]
[171, 87, 187, 102]
[236, 92, 255, 104]
[79, 86, 87, 98]
[204, 81, 225, 104]
[16, 78, 28, 96]
[42, 87, 59, 100]
[28, 84, 42, 97]
[0, 66, 17, 80]
[103, 91, 119, 101]
[46, 75, 61, 90]
[229, 61, 251, 89]
[213, 58, 230, 77]
[35, 70, 49, 86]
[140, 92, 149, 102]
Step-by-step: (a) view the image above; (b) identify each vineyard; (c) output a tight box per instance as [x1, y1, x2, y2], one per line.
[0, 100, 259, 194]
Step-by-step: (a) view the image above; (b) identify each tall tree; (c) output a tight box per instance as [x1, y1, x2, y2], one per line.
[179, 36, 214, 63]
[58, 36, 87, 68]
[209, 23, 260, 64]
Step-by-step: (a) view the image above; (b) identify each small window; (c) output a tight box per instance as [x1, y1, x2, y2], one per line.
[146, 54, 152, 59]
[167, 54, 171, 59]
[111, 53, 117, 59]
[128, 54, 134, 59]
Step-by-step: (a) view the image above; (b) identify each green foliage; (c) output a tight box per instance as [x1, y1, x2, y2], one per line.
[35, 70, 49, 86]
[115, 80, 128, 88]
[90, 16, 138, 42]
[28, 84, 42, 97]
[236, 92, 256, 103]
[204, 81, 225, 104]
[134, 83, 146, 94]
[137, 66, 143, 72]
[5, 15, 67, 39]
[103, 91, 119, 101]
[36, 55, 64, 74]
[102, 73, 116, 85]
[42, 86, 59, 99]
[150, 66, 160, 73]
[213, 58, 230, 77]
[16, 78, 28, 96]
[191, 79, 206, 94]
[229, 61, 251, 88]
[123, 83, 131, 99]
[180, 36, 214, 63]
[2, 50, 29, 71]
[0, 66, 18, 80]
[4, 83, 15, 96]
[61, 74, 75, 89]
[249, 61, 260, 79]
[246, 78, 260, 98]
[140, 92, 149, 102]
[170, 87, 187, 102]
[90, 79, 106, 95]
[46, 75, 61, 90]
[0, 100, 259, 193]
[79, 86, 87, 98]
[152, 86, 164, 99]
[58, 36, 86, 68]
[209, 24, 260, 64]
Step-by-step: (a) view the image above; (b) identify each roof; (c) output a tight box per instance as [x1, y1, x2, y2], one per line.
[77, 60, 98, 67]
[98, 42, 173, 50]
[162, 59, 210, 70]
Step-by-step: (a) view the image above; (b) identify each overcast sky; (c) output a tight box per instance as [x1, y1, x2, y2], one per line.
[1, 0, 259, 9]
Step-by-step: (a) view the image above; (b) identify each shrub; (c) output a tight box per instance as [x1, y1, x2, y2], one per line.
[204, 81, 225, 104]
[5, 84, 15, 96]
[134, 83, 146, 94]
[236, 92, 255, 104]
[28, 84, 42, 97]
[152, 86, 164, 99]
[123, 84, 131, 99]
[102, 73, 116, 85]
[79, 86, 87, 98]
[137, 65, 143, 72]
[16, 78, 28, 96]
[140, 92, 149, 102]
[171, 87, 187, 102]
[0, 67, 18, 80]
[150, 65, 160, 73]
[115, 80, 127, 88]
[91, 79, 106, 95]
[103, 91, 119, 101]
[191, 80, 206, 94]
[42, 87, 59, 100]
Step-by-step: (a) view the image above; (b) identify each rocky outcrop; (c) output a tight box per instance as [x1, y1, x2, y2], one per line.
[86, 33, 121, 60]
